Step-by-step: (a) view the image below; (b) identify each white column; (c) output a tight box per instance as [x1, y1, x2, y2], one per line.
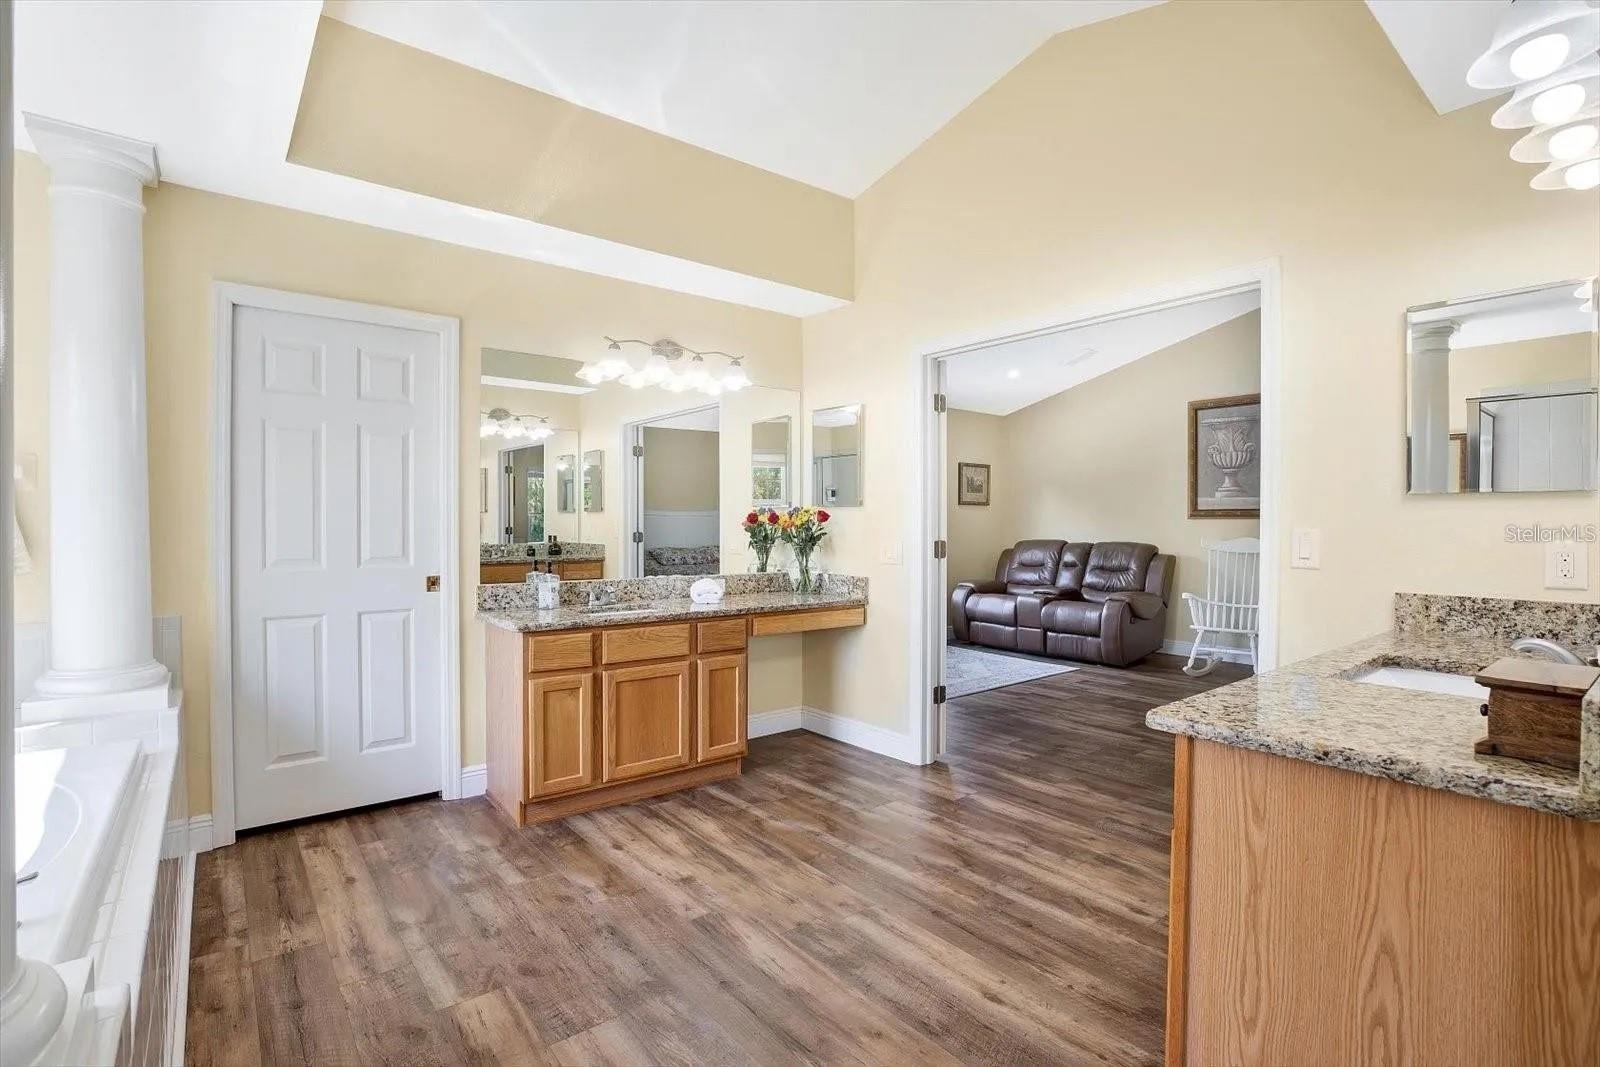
[1407, 320, 1457, 494]
[21, 114, 169, 711]
[3, 25, 70, 1061]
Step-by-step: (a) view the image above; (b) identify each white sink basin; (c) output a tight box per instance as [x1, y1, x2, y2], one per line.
[1352, 667, 1489, 701]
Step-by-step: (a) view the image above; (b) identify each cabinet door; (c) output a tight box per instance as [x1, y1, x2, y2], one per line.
[697, 653, 747, 763]
[526, 671, 595, 798]
[602, 661, 692, 782]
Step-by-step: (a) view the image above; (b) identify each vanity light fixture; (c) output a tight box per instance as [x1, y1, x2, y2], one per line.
[1491, 54, 1599, 129]
[479, 407, 555, 441]
[1532, 153, 1600, 189]
[1468, 1, 1599, 89]
[577, 337, 751, 397]
[1511, 106, 1600, 161]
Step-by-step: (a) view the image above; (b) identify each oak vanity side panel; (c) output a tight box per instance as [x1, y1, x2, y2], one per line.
[484, 625, 528, 825]
[1164, 736, 1193, 1067]
[1180, 739, 1600, 1066]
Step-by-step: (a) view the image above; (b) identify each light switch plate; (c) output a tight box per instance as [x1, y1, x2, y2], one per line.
[1290, 528, 1320, 570]
[880, 541, 903, 566]
[1545, 542, 1588, 590]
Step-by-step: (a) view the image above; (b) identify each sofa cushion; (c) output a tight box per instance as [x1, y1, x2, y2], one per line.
[1054, 542, 1093, 593]
[1003, 540, 1065, 588]
[1081, 542, 1158, 601]
[965, 593, 1017, 627]
[1041, 598, 1104, 637]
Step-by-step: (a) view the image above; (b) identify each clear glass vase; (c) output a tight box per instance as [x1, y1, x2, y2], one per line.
[794, 552, 814, 594]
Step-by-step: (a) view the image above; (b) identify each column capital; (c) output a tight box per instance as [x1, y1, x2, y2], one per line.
[22, 113, 158, 197]
[1409, 319, 1460, 351]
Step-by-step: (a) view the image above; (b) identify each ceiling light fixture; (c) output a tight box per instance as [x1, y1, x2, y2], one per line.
[479, 408, 555, 441]
[1511, 107, 1600, 161]
[1006, 368, 1021, 380]
[1531, 153, 1600, 189]
[577, 338, 752, 397]
[1491, 54, 1600, 129]
[1469, 1, 1599, 89]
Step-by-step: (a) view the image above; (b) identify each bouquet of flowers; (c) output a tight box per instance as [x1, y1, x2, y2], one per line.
[777, 505, 830, 593]
[742, 508, 782, 572]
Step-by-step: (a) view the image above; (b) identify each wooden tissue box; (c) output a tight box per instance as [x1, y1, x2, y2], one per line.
[1473, 657, 1599, 771]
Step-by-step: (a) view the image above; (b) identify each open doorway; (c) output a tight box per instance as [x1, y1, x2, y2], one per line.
[622, 404, 722, 576]
[915, 266, 1282, 762]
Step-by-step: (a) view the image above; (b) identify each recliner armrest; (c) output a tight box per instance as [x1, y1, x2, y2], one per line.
[951, 580, 1005, 642]
[955, 580, 1006, 595]
[1103, 590, 1165, 620]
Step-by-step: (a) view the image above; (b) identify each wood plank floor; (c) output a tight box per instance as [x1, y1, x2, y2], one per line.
[186, 653, 1249, 1066]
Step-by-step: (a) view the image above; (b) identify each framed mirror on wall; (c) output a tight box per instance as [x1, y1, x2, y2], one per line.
[556, 453, 577, 513]
[1406, 279, 1597, 494]
[812, 404, 864, 507]
[752, 415, 791, 507]
[583, 449, 604, 512]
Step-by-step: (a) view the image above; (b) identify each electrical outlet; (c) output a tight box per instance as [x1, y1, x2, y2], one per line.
[1545, 542, 1588, 590]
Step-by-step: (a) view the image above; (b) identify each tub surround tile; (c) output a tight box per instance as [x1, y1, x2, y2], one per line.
[1149, 594, 1600, 820]
[480, 541, 605, 563]
[476, 572, 866, 632]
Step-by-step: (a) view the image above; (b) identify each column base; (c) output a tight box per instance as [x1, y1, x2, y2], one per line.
[23, 668, 174, 722]
[0, 957, 70, 1066]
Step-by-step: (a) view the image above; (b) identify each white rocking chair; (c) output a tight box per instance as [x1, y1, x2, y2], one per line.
[1181, 537, 1260, 676]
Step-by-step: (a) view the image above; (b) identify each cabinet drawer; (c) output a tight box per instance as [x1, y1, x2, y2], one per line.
[526, 632, 593, 673]
[697, 618, 748, 653]
[600, 623, 691, 664]
[602, 661, 693, 782]
[481, 561, 534, 584]
[557, 559, 604, 580]
[749, 605, 866, 636]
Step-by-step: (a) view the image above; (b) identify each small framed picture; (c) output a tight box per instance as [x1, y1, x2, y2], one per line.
[1188, 393, 1261, 518]
[957, 462, 991, 506]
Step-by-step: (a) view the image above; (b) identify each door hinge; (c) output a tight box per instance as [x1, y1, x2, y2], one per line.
[504, 526, 513, 538]
[632, 530, 645, 544]
[933, 539, 948, 559]
[933, 393, 947, 414]
[632, 444, 645, 458]
[932, 684, 947, 705]
[425, 574, 441, 592]
[503, 464, 513, 474]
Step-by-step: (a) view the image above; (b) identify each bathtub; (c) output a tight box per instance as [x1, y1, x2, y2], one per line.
[14, 741, 142, 965]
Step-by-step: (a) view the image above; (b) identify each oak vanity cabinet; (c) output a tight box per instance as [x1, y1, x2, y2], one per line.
[486, 619, 748, 825]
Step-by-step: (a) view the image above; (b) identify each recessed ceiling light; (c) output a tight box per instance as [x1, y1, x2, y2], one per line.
[1006, 368, 1020, 380]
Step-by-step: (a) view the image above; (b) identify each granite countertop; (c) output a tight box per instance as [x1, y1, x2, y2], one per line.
[481, 542, 605, 563]
[476, 571, 868, 633]
[1147, 630, 1600, 820]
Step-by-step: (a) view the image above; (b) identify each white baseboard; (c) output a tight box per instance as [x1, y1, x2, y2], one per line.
[166, 849, 196, 1067]
[1161, 638, 1254, 666]
[186, 814, 215, 854]
[749, 705, 920, 764]
[459, 763, 488, 798]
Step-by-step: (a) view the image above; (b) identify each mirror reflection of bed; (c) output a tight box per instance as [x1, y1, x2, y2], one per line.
[640, 406, 722, 576]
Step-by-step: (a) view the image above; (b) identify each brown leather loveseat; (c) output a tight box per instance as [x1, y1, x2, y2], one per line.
[950, 539, 1175, 667]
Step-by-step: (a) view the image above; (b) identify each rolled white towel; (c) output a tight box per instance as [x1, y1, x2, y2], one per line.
[689, 577, 724, 604]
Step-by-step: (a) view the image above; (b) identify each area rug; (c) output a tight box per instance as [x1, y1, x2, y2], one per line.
[945, 643, 1077, 700]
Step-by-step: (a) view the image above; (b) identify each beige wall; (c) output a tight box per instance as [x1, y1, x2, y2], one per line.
[1448, 332, 1594, 431]
[802, 1, 1598, 732]
[642, 427, 720, 511]
[957, 313, 1262, 648]
[944, 409, 1012, 597]
[11, 150, 801, 814]
[292, 17, 853, 300]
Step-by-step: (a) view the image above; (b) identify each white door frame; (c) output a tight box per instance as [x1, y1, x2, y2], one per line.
[618, 401, 720, 577]
[209, 283, 460, 847]
[911, 260, 1284, 763]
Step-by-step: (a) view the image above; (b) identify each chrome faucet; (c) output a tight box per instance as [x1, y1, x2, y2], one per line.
[588, 583, 618, 609]
[1510, 637, 1589, 666]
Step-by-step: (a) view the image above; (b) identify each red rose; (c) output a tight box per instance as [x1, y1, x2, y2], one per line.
[817, 509, 830, 522]
[766, 512, 779, 524]
[745, 511, 758, 525]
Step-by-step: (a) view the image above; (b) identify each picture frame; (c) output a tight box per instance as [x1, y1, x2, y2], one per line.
[957, 461, 991, 506]
[1188, 393, 1261, 518]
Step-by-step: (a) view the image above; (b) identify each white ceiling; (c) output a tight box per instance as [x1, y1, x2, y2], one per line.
[325, 0, 1163, 198]
[944, 290, 1261, 416]
[1365, 0, 1511, 115]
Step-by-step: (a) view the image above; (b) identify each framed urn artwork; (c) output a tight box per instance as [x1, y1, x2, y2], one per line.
[1188, 393, 1261, 518]
[957, 462, 991, 506]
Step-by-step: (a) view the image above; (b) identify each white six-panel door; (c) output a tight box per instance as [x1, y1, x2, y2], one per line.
[231, 305, 443, 830]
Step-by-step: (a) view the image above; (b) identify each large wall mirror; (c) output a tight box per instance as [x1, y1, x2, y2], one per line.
[480, 419, 580, 545]
[813, 404, 864, 507]
[1406, 280, 1597, 494]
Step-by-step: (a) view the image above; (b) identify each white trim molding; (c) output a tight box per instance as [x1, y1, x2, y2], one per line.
[748, 706, 921, 764]
[458, 763, 488, 798]
[208, 283, 461, 848]
[911, 259, 1285, 765]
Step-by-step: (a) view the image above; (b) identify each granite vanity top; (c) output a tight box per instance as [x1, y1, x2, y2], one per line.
[481, 541, 605, 563]
[1147, 627, 1600, 820]
[476, 572, 868, 634]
